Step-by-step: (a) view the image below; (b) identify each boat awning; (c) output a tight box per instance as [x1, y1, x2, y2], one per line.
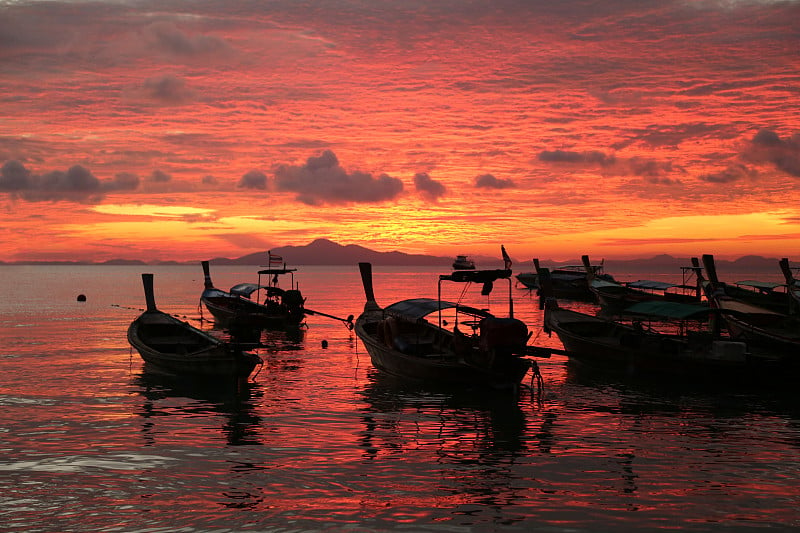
[439, 269, 512, 283]
[257, 268, 297, 275]
[384, 298, 491, 321]
[591, 278, 622, 290]
[626, 280, 678, 291]
[735, 280, 784, 291]
[230, 283, 261, 297]
[624, 301, 710, 320]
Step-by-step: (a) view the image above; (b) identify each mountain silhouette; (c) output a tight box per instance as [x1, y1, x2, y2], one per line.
[207, 238, 454, 266]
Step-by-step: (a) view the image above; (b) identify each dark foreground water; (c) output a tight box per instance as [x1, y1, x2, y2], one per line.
[1, 265, 799, 532]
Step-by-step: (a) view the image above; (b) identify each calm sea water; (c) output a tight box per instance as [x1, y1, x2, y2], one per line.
[1, 265, 798, 532]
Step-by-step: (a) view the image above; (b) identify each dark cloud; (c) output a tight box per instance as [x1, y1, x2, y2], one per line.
[645, 176, 682, 186]
[14, 164, 103, 202]
[150, 169, 172, 182]
[699, 164, 757, 184]
[143, 21, 233, 58]
[38, 165, 100, 192]
[274, 150, 403, 205]
[1, 160, 144, 199]
[238, 170, 268, 190]
[744, 129, 800, 177]
[474, 173, 516, 189]
[414, 172, 446, 200]
[538, 150, 613, 165]
[626, 157, 677, 180]
[539, 148, 680, 182]
[107, 172, 140, 191]
[133, 75, 198, 106]
[0, 160, 31, 190]
[753, 129, 782, 146]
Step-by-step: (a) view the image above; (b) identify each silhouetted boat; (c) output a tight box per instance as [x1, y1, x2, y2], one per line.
[584, 255, 704, 311]
[355, 261, 541, 390]
[778, 257, 800, 313]
[452, 255, 476, 270]
[516, 258, 610, 301]
[700, 254, 792, 314]
[702, 255, 800, 356]
[538, 267, 783, 378]
[128, 273, 263, 378]
[200, 257, 306, 330]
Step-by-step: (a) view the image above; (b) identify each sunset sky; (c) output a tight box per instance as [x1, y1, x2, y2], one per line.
[2, 0, 799, 263]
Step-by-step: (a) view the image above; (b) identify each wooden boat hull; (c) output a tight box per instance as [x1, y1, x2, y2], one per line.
[201, 292, 304, 329]
[128, 311, 262, 378]
[543, 304, 784, 377]
[355, 313, 531, 389]
[702, 255, 800, 357]
[200, 261, 305, 331]
[717, 312, 800, 356]
[516, 272, 595, 301]
[594, 286, 701, 311]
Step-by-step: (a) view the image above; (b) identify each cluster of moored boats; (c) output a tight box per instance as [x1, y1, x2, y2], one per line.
[530, 254, 800, 380]
[127, 254, 354, 381]
[126, 249, 800, 390]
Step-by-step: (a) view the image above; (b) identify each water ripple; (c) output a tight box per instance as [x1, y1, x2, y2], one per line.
[0, 453, 176, 473]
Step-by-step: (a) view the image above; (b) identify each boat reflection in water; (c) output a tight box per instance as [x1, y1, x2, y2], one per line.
[357, 369, 561, 522]
[133, 367, 265, 447]
[358, 368, 562, 458]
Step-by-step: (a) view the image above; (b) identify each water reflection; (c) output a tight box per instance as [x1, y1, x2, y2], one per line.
[558, 355, 800, 521]
[360, 371, 528, 451]
[564, 355, 800, 414]
[210, 322, 307, 351]
[133, 367, 264, 446]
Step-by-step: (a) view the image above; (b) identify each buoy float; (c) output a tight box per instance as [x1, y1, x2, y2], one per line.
[321, 340, 328, 349]
[76, 294, 87, 302]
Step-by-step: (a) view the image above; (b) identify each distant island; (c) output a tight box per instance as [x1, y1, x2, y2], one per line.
[1, 238, 794, 273]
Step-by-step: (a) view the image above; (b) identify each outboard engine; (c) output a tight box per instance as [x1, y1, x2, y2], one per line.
[281, 289, 306, 321]
[461, 317, 529, 370]
[479, 317, 529, 357]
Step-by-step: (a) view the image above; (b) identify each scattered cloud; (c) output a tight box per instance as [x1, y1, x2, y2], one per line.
[743, 129, 800, 177]
[238, 170, 268, 190]
[2, 160, 142, 201]
[538, 149, 680, 182]
[39, 165, 99, 192]
[14, 164, 104, 202]
[109, 172, 140, 191]
[142, 21, 234, 59]
[125, 75, 198, 106]
[150, 169, 172, 183]
[699, 164, 757, 184]
[475, 173, 516, 189]
[414, 172, 446, 200]
[0, 160, 31, 190]
[274, 150, 403, 205]
[538, 150, 612, 165]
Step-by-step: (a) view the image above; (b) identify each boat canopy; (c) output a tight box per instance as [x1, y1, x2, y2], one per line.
[591, 278, 623, 290]
[735, 280, 785, 292]
[257, 267, 297, 275]
[230, 283, 262, 297]
[439, 269, 512, 283]
[626, 280, 679, 291]
[624, 301, 710, 320]
[384, 298, 491, 321]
